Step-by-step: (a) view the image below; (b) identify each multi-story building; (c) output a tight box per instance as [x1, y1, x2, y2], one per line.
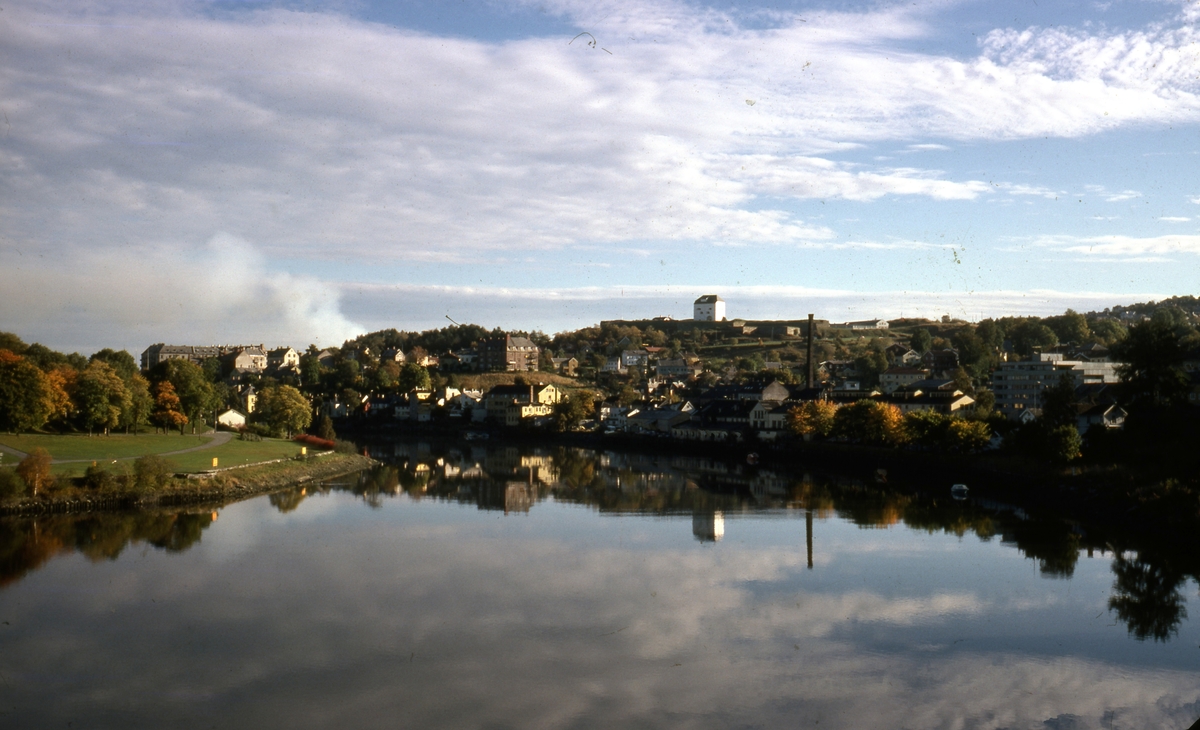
[991, 353, 1122, 419]
[140, 344, 222, 370]
[479, 335, 540, 372]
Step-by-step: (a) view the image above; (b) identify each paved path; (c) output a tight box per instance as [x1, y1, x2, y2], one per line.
[0, 431, 235, 464]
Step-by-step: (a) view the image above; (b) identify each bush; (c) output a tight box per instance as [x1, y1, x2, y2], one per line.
[333, 439, 358, 454]
[83, 463, 118, 490]
[241, 423, 271, 439]
[0, 468, 26, 500]
[133, 454, 176, 490]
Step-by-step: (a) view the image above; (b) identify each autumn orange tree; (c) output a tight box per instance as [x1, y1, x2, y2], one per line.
[833, 400, 907, 446]
[787, 400, 838, 439]
[151, 381, 189, 435]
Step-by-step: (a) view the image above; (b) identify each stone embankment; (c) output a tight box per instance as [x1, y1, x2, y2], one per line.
[0, 452, 377, 516]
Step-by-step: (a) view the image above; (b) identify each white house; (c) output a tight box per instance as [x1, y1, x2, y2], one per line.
[693, 294, 726, 322]
[216, 408, 247, 429]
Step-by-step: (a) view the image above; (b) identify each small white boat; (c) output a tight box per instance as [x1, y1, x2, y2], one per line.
[950, 483, 969, 500]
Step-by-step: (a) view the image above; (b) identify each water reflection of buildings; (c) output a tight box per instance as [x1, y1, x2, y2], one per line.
[692, 511, 724, 542]
[359, 440, 1189, 631]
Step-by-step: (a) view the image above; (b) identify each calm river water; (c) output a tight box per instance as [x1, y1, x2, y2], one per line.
[1, 439, 1198, 729]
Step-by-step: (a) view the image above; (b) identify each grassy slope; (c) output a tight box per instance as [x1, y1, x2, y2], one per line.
[0, 433, 308, 476]
[454, 372, 583, 392]
[167, 438, 308, 472]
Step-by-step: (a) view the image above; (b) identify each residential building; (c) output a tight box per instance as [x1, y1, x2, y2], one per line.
[267, 347, 300, 372]
[842, 319, 890, 330]
[484, 383, 563, 421]
[749, 400, 792, 431]
[216, 409, 247, 429]
[656, 359, 701, 378]
[620, 349, 649, 368]
[316, 349, 337, 368]
[991, 354, 1123, 420]
[220, 346, 268, 374]
[882, 380, 975, 414]
[922, 349, 960, 375]
[550, 357, 578, 376]
[625, 401, 695, 433]
[480, 335, 540, 372]
[693, 294, 726, 322]
[602, 356, 627, 374]
[140, 344, 222, 370]
[885, 344, 922, 366]
[879, 367, 930, 394]
[1076, 403, 1127, 434]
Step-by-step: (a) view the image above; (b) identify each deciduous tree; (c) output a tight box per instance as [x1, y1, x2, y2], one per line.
[89, 349, 138, 381]
[124, 373, 154, 434]
[152, 381, 189, 435]
[152, 359, 217, 433]
[910, 329, 932, 354]
[1114, 319, 1189, 408]
[787, 400, 838, 439]
[0, 350, 53, 433]
[397, 363, 431, 393]
[833, 400, 906, 446]
[76, 361, 130, 435]
[16, 447, 52, 496]
[257, 385, 312, 437]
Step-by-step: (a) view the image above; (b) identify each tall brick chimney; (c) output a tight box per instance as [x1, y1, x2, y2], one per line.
[806, 313, 815, 389]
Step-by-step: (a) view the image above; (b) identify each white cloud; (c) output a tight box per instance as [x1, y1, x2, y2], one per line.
[1038, 232, 1200, 257]
[4, 0, 1200, 270]
[1160, 216, 1191, 222]
[0, 233, 363, 353]
[341, 282, 1157, 332]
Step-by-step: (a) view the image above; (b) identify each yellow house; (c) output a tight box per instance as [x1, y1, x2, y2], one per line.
[484, 383, 563, 421]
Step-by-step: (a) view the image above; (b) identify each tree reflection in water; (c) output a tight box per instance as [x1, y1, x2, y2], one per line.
[1108, 553, 1188, 642]
[0, 510, 215, 588]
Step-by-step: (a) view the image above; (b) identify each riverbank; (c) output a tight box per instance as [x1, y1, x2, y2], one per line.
[0, 452, 377, 516]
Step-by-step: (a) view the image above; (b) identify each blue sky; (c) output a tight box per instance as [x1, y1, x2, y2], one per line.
[3, 0, 1200, 353]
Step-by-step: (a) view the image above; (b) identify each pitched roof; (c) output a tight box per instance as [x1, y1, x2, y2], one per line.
[694, 294, 724, 304]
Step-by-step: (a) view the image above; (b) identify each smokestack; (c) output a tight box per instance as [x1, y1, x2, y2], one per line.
[806, 509, 813, 570]
[806, 313, 815, 389]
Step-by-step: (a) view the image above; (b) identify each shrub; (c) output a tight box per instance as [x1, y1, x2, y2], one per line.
[83, 463, 118, 490]
[133, 454, 176, 490]
[333, 439, 358, 454]
[0, 468, 25, 500]
[241, 423, 271, 439]
[315, 414, 337, 441]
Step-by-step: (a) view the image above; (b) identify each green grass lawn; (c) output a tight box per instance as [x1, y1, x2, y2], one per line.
[167, 438, 307, 473]
[0, 432, 217, 463]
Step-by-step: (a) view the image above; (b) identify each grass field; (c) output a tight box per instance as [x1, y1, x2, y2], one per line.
[0, 433, 216, 462]
[168, 438, 307, 472]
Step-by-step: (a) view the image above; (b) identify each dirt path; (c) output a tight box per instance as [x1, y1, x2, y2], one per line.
[0, 431, 235, 464]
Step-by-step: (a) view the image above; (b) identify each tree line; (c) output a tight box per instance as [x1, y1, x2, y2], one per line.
[0, 333, 311, 438]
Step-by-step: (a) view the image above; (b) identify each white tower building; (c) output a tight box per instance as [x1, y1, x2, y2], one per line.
[693, 294, 725, 322]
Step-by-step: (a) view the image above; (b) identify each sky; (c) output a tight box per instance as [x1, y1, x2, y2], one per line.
[3, 0, 1200, 354]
